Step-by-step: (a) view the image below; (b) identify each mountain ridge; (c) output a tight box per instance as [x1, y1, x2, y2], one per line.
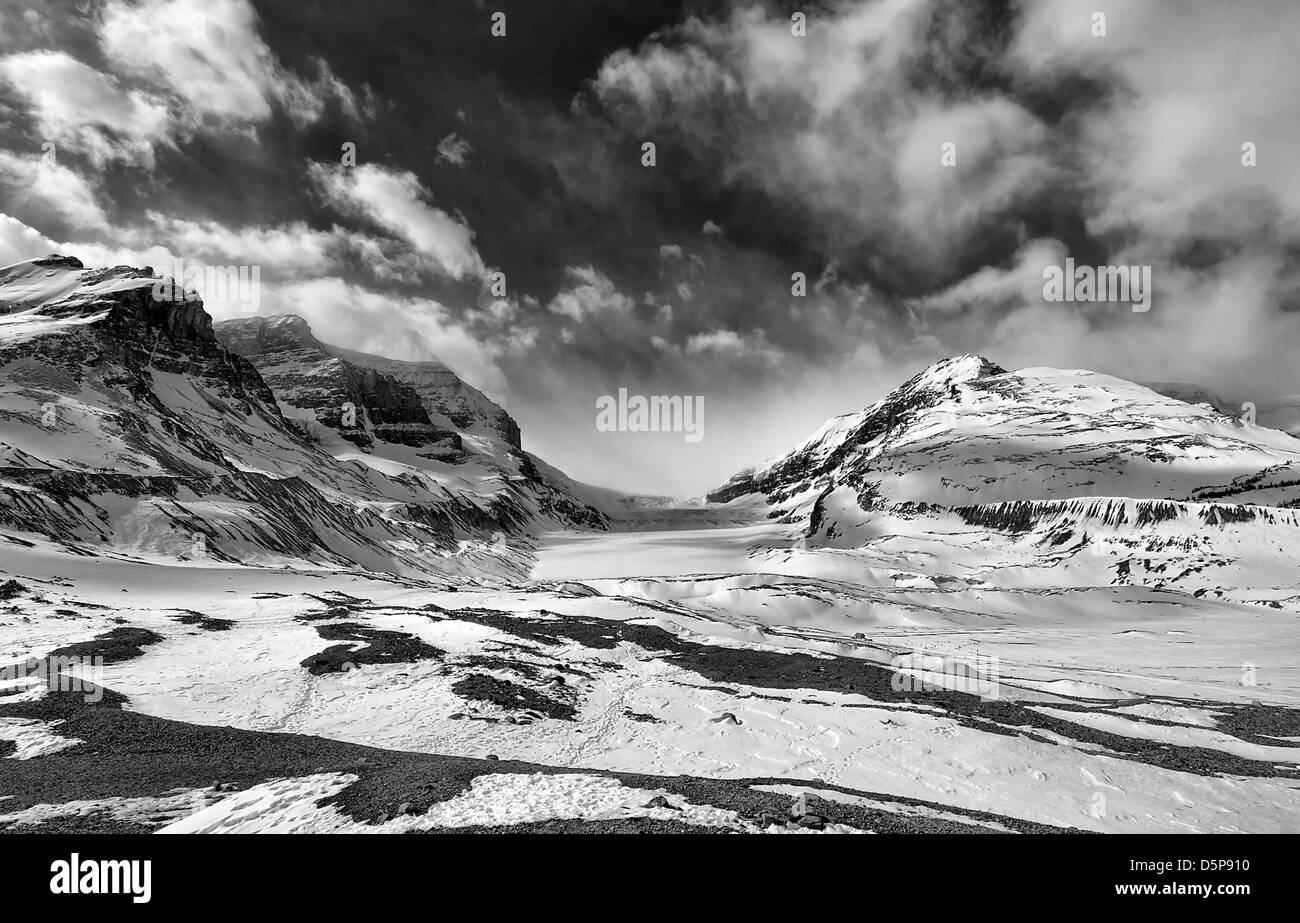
[707, 354, 1300, 582]
[0, 255, 615, 576]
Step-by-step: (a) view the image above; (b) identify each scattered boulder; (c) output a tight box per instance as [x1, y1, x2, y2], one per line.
[644, 795, 679, 811]
[623, 709, 663, 724]
[788, 793, 827, 829]
[789, 793, 809, 820]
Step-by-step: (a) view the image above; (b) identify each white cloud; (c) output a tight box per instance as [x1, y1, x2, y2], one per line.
[685, 328, 781, 364]
[436, 132, 473, 165]
[592, 0, 1057, 281]
[596, 38, 738, 119]
[0, 213, 58, 267]
[99, 0, 279, 122]
[310, 163, 486, 281]
[914, 239, 1068, 314]
[0, 1, 363, 179]
[589, 0, 1300, 406]
[547, 266, 635, 320]
[0, 149, 110, 231]
[254, 277, 506, 396]
[145, 215, 336, 271]
[0, 51, 173, 167]
[98, 0, 359, 127]
[142, 213, 426, 282]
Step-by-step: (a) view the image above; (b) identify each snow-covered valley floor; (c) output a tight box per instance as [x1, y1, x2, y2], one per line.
[3, 522, 1299, 834]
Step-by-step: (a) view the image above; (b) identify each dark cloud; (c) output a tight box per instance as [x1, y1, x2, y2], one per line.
[2, 0, 1299, 494]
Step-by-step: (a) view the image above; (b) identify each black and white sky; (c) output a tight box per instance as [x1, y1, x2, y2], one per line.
[2, 0, 1299, 495]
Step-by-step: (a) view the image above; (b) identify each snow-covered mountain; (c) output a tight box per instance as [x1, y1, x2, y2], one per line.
[1141, 381, 1236, 415]
[212, 313, 617, 535]
[0, 255, 616, 577]
[328, 344, 523, 450]
[710, 356, 1300, 594]
[712, 355, 1300, 510]
[214, 315, 522, 455]
[213, 314, 465, 454]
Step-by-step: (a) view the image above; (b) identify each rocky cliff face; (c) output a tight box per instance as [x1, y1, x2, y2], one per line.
[0, 255, 292, 477]
[216, 314, 612, 531]
[214, 316, 461, 451]
[328, 346, 522, 449]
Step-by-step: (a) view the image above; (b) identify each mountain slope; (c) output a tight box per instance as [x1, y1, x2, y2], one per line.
[214, 315, 461, 452]
[328, 345, 521, 450]
[0, 256, 610, 576]
[711, 355, 1300, 512]
[213, 314, 616, 534]
[708, 355, 1300, 600]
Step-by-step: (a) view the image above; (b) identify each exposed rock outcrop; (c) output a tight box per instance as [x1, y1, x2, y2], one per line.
[328, 345, 522, 449]
[215, 315, 461, 451]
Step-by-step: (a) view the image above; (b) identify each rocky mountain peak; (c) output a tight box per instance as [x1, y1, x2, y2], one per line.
[216, 314, 325, 358]
[900, 354, 1006, 393]
[328, 346, 523, 450]
[0, 255, 215, 344]
[213, 314, 461, 451]
[710, 356, 1300, 528]
[30, 253, 85, 270]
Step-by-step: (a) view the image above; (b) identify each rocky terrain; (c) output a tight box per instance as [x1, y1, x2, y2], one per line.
[214, 315, 462, 452]
[327, 345, 523, 451]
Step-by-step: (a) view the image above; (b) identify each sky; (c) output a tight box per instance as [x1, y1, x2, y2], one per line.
[2, 0, 1300, 496]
